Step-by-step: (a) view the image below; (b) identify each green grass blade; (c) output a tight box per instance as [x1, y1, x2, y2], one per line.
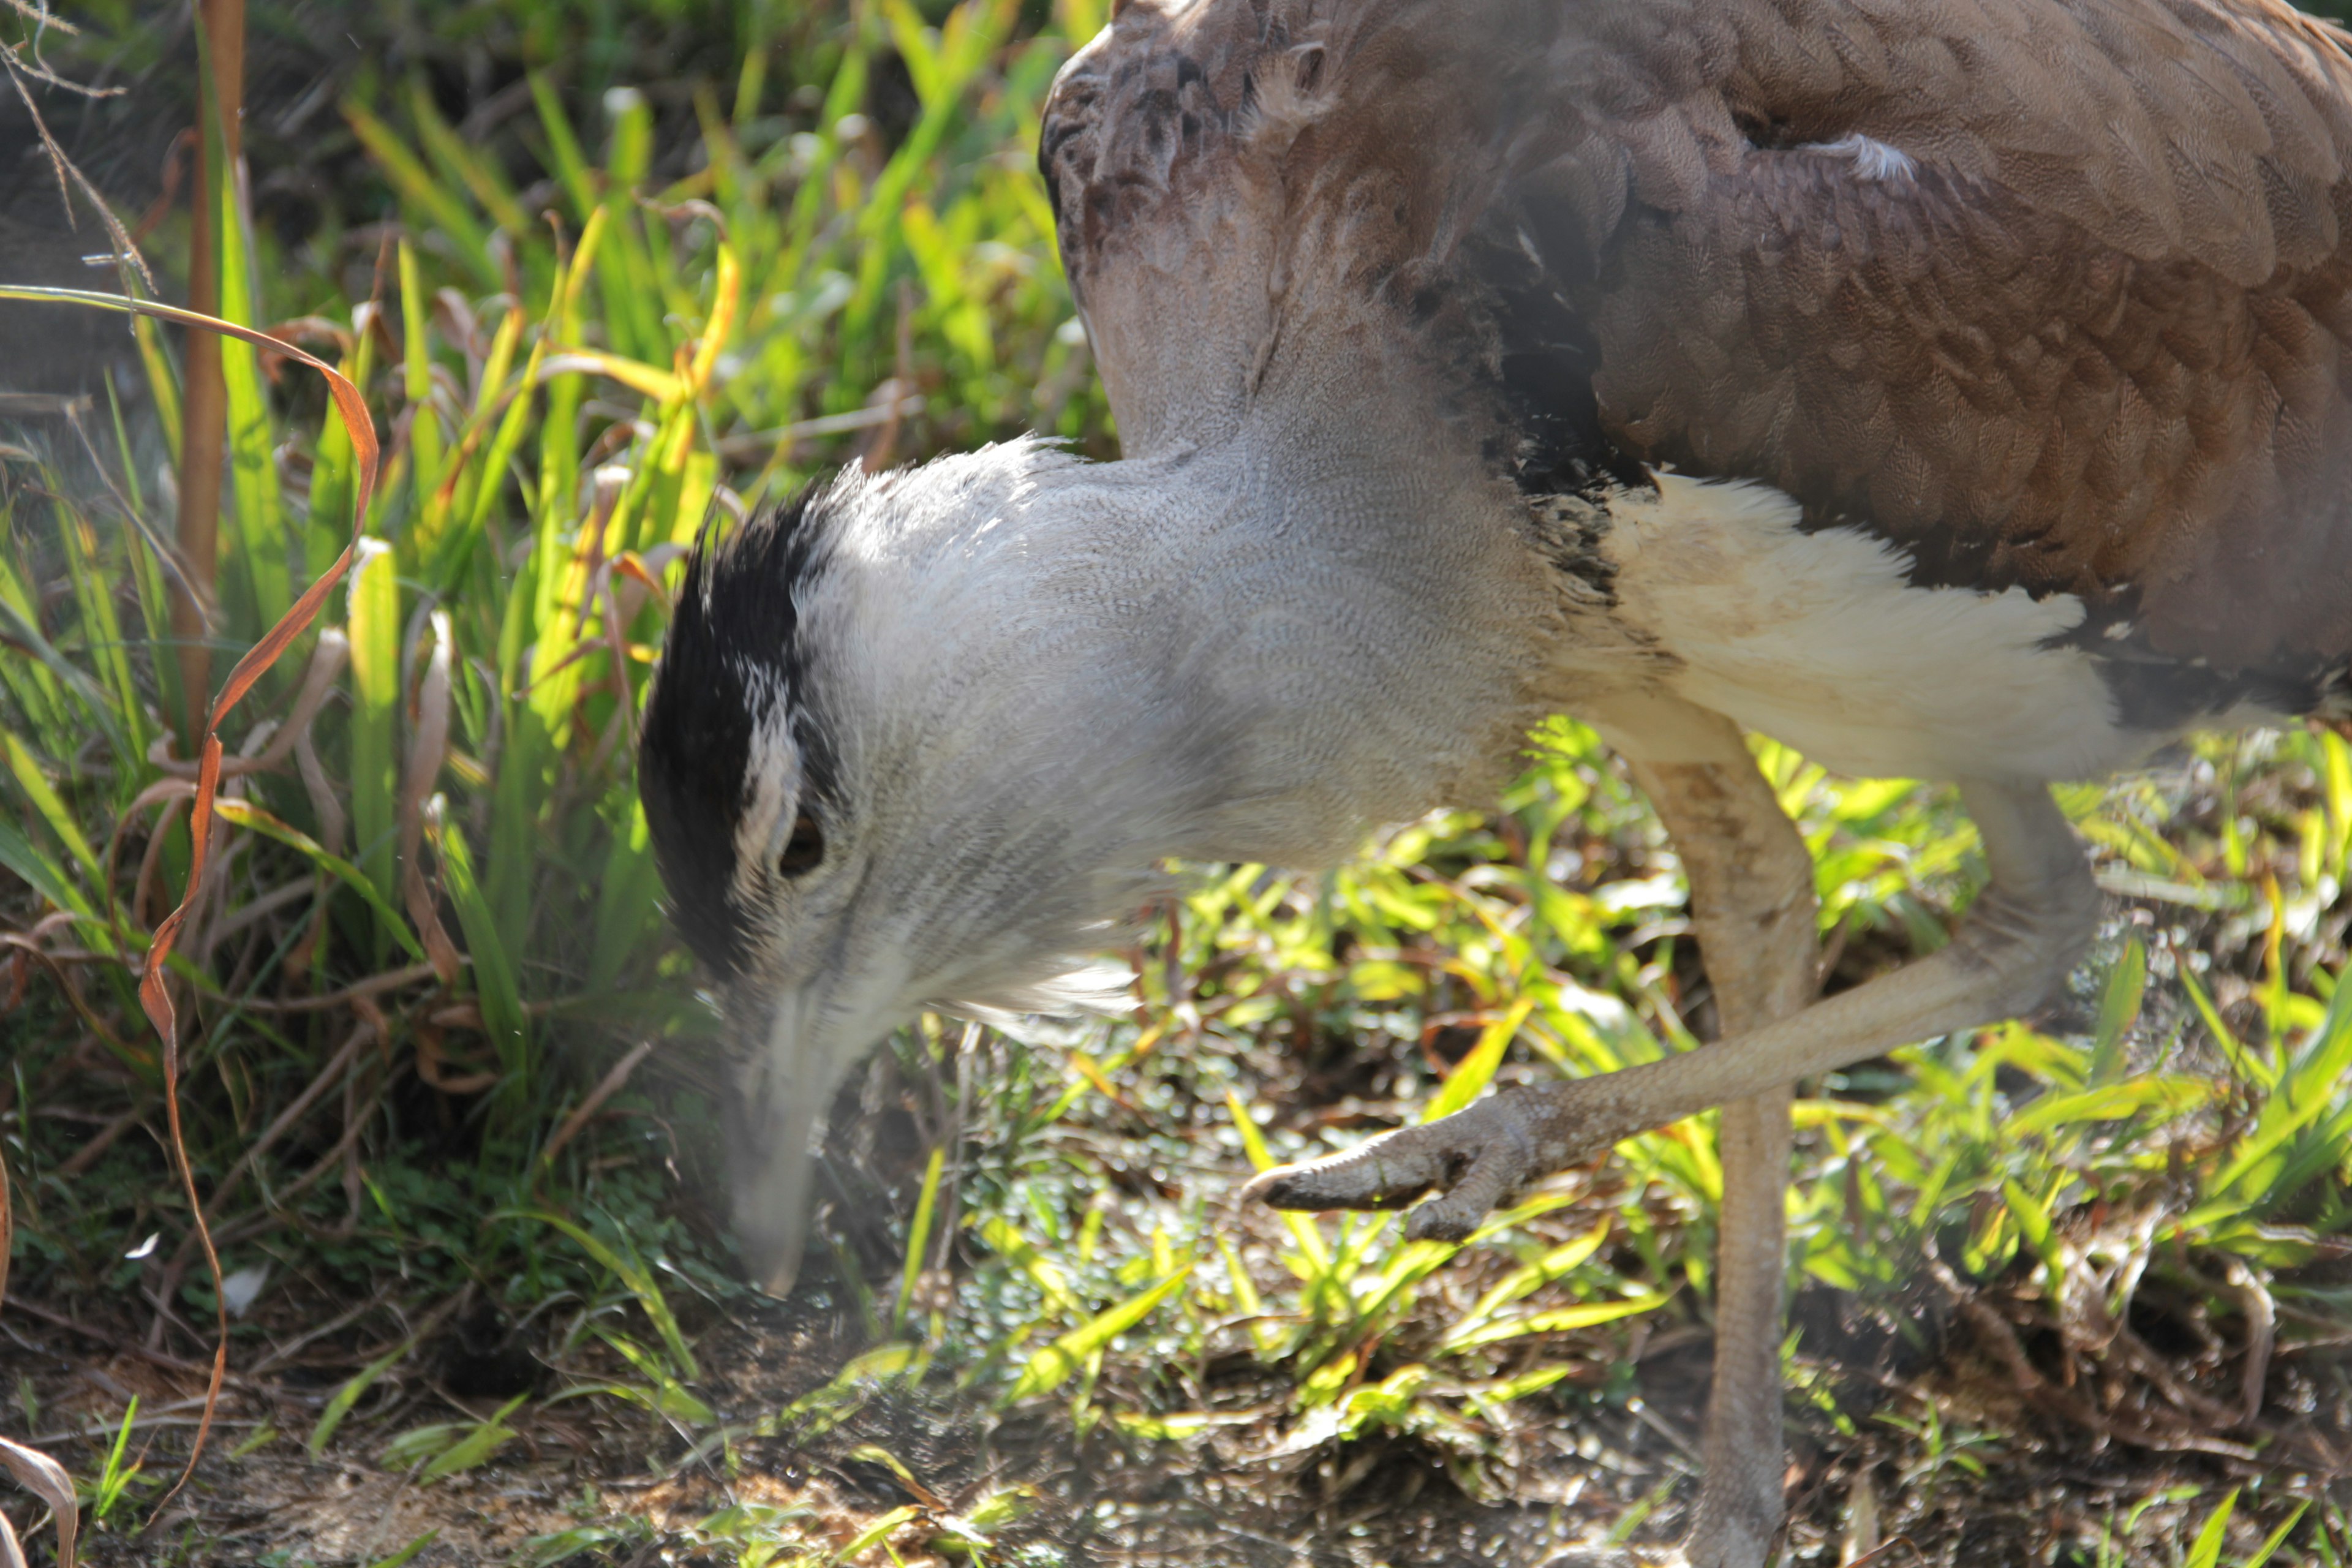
[2179, 960, 2272, 1089]
[2323, 731, 2352, 884]
[834, 1505, 921, 1561]
[0, 586, 128, 757]
[2184, 1488, 2237, 1568]
[428, 806, 532, 1111]
[466, 334, 548, 544]
[53, 500, 148, 765]
[1434, 1291, 1672, 1355]
[1226, 1087, 1330, 1273]
[496, 1208, 696, 1382]
[132, 309, 182, 465]
[2087, 936, 2146, 1086]
[753, 1343, 920, 1440]
[2241, 1500, 2310, 1568]
[399, 239, 451, 554]
[1455, 1216, 1612, 1328]
[407, 77, 530, 235]
[309, 1337, 417, 1454]
[1425, 996, 1532, 1121]
[589, 790, 665, 982]
[212, 126, 288, 634]
[2194, 977, 2352, 1216]
[0, 816, 94, 919]
[417, 1395, 527, 1482]
[2, 729, 101, 883]
[308, 329, 375, 582]
[2002, 1177, 2065, 1302]
[364, 1529, 442, 1568]
[350, 101, 500, 290]
[894, 1144, 949, 1336]
[587, 1329, 717, 1423]
[980, 1216, 1081, 1316]
[1001, 1267, 1190, 1406]
[2003, 1077, 2211, 1140]
[526, 72, 598, 222]
[347, 536, 401, 943]
[209, 797, 423, 961]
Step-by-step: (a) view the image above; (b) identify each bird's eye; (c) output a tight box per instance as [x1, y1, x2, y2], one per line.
[777, 813, 826, 878]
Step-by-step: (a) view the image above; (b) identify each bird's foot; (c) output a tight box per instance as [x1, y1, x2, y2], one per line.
[1241, 1082, 1615, 1240]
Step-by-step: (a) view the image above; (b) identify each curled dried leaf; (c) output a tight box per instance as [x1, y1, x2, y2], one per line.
[0, 1434, 76, 1568]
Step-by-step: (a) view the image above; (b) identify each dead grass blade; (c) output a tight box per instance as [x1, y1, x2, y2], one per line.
[143, 625, 352, 781]
[195, 1017, 376, 1227]
[234, 962, 439, 1014]
[0, 1433, 76, 1568]
[396, 611, 462, 983]
[2222, 1256, 2277, 1430]
[541, 1039, 656, 1166]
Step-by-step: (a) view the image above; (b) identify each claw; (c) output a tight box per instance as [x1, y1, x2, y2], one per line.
[1238, 1128, 1447, 1212]
[1242, 1084, 1595, 1235]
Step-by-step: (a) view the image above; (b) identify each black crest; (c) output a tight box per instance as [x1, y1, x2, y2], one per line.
[638, 486, 839, 980]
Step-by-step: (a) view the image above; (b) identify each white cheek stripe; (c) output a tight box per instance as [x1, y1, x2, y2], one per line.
[731, 685, 804, 909]
[1602, 474, 2142, 783]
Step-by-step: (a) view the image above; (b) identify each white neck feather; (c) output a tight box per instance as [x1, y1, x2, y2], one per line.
[801, 424, 1564, 1003]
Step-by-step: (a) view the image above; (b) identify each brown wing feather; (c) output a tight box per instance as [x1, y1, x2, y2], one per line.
[1042, 0, 2352, 685]
[1571, 0, 2352, 673]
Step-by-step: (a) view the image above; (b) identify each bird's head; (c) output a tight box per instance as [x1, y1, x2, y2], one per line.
[640, 428, 1560, 1295]
[638, 441, 1191, 1295]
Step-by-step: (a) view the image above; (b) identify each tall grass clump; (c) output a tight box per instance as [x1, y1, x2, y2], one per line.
[1, 0, 1109, 1428]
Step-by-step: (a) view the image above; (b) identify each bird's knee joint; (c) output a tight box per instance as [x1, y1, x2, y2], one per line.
[1956, 868, 2098, 1011]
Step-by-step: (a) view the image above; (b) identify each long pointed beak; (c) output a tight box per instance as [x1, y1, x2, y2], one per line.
[726, 976, 913, 1297]
[725, 993, 842, 1298]
[727, 1083, 825, 1297]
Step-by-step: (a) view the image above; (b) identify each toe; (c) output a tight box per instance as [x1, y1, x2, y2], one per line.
[1400, 1137, 1524, 1240]
[1241, 1131, 1447, 1212]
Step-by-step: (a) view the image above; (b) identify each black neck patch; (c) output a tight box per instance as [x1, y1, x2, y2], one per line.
[1458, 211, 1653, 509]
[638, 486, 840, 981]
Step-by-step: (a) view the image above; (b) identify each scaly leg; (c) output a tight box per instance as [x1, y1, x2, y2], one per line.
[1505, 701, 1821, 1566]
[1619, 724, 1821, 1568]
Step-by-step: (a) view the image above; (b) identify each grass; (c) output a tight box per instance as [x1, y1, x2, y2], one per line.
[3, 2, 2352, 1564]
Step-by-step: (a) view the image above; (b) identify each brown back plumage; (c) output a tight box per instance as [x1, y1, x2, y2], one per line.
[1042, 0, 2352, 706]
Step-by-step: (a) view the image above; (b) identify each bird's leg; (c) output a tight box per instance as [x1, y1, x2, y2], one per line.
[1248, 770, 2092, 1223]
[1529, 708, 1824, 1568]
[1246, 697, 2094, 1566]
[1255, 756, 2094, 1564]
[1624, 736, 1822, 1568]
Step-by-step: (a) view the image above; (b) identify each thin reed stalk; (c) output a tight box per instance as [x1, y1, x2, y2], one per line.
[170, 0, 244, 746]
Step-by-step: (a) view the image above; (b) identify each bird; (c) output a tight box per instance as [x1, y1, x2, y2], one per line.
[636, 0, 2352, 1561]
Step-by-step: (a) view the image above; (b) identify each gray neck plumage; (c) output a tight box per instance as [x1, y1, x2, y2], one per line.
[1140, 431, 1570, 862]
[798, 417, 1575, 1006]
[963, 432, 1562, 853]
